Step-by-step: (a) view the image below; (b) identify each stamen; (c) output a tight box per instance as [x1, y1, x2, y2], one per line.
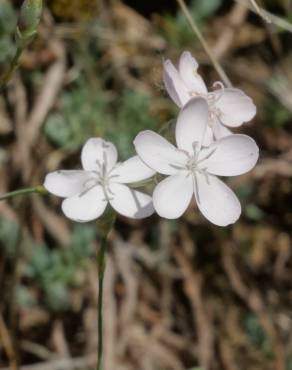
[192, 141, 201, 161]
[170, 163, 186, 171]
[196, 147, 217, 164]
[102, 151, 107, 177]
[78, 182, 98, 197]
[211, 81, 225, 102]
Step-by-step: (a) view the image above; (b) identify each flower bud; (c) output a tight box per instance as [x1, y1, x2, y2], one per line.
[16, 0, 43, 47]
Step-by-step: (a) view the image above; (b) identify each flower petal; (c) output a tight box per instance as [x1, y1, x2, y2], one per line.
[62, 185, 108, 222]
[215, 88, 256, 127]
[81, 138, 118, 172]
[178, 51, 207, 95]
[153, 171, 193, 219]
[198, 134, 259, 176]
[44, 170, 91, 198]
[163, 59, 190, 107]
[175, 97, 209, 154]
[110, 155, 155, 184]
[134, 130, 188, 175]
[194, 173, 241, 226]
[109, 183, 154, 219]
[202, 126, 214, 146]
[212, 120, 233, 139]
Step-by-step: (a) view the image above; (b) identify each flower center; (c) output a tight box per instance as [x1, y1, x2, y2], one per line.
[80, 154, 119, 201]
[184, 142, 217, 177]
[188, 81, 224, 128]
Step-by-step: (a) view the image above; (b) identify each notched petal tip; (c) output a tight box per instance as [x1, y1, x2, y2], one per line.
[180, 50, 199, 69]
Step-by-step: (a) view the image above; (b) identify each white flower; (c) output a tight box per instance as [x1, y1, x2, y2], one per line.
[44, 138, 155, 222]
[163, 51, 256, 143]
[134, 98, 259, 226]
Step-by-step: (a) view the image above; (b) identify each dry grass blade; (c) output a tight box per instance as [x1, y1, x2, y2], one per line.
[176, 0, 232, 87]
[235, 0, 292, 32]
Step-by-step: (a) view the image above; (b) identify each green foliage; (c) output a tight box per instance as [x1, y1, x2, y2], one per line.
[109, 90, 157, 160]
[287, 355, 292, 370]
[0, 217, 20, 258]
[190, 0, 222, 20]
[19, 0, 43, 33]
[244, 204, 264, 222]
[243, 313, 273, 357]
[263, 96, 290, 128]
[235, 183, 255, 200]
[23, 224, 96, 311]
[16, 284, 37, 307]
[161, 0, 223, 47]
[0, 1, 17, 35]
[17, 0, 43, 46]
[44, 84, 111, 151]
[45, 86, 157, 161]
[0, 0, 17, 63]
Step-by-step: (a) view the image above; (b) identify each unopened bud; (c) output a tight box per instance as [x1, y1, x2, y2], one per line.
[16, 0, 43, 47]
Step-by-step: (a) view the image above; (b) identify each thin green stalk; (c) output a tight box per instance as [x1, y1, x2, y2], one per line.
[96, 209, 115, 370]
[0, 185, 47, 201]
[176, 0, 232, 88]
[0, 47, 23, 93]
[97, 235, 107, 370]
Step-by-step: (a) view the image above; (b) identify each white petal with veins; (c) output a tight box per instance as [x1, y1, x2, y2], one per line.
[134, 130, 188, 175]
[153, 171, 193, 219]
[194, 173, 241, 226]
[175, 97, 209, 154]
[212, 121, 233, 140]
[178, 51, 207, 95]
[198, 134, 259, 176]
[109, 183, 154, 219]
[215, 88, 256, 127]
[81, 138, 118, 172]
[62, 185, 108, 222]
[110, 155, 155, 184]
[163, 59, 190, 107]
[44, 170, 91, 198]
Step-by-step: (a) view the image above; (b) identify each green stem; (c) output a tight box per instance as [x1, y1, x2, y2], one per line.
[0, 185, 47, 201]
[96, 210, 115, 370]
[97, 235, 107, 370]
[0, 47, 23, 92]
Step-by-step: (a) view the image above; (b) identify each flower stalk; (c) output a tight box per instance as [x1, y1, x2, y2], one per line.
[0, 185, 47, 202]
[96, 208, 116, 370]
[0, 0, 43, 92]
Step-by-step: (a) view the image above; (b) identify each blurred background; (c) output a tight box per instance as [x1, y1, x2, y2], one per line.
[0, 0, 292, 369]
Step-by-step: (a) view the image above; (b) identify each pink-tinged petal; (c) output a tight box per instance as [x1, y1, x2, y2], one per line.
[62, 185, 108, 222]
[212, 120, 233, 140]
[215, 88, 256, 127]
[175, 97, 209, 154]
[110, 156, 155, 184]
[198, 134, 259, 176]
[194, 173, 241, 226]
[163, 59, 190, 107]
[134, 130, 188, 175]
[109, 183, 154, 219]
[178, 51, 208, 95]
[153, 171, 193, 219]
[81, 138, 118, 172]
[44, 170, 91, 198]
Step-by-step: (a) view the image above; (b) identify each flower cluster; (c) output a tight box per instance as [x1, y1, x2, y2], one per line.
[44, 51, 259, 226]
